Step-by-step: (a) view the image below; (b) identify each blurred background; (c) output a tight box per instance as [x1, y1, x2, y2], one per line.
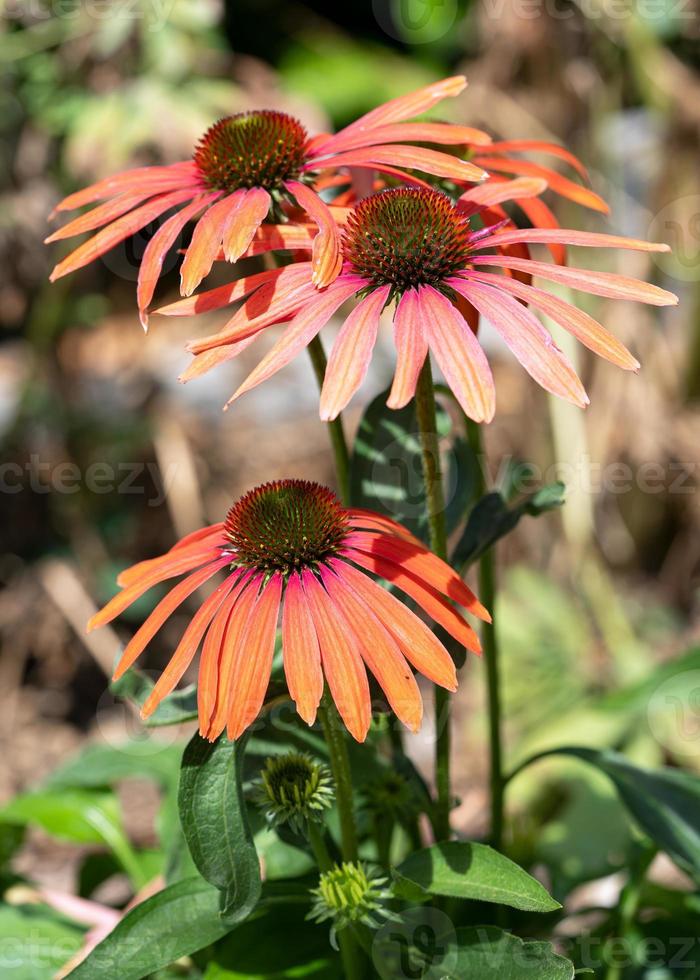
[1, 0, 699, 971]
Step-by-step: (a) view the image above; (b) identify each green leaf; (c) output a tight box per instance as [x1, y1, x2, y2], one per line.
[178, 733, 261, 921]
[0, 789, 147, 889]
[66, 876, 230, 980]
[45, 740, 181, 790]
[0, 903, 85, 979]
[111, 668, 198, 726]
[349, 389, 470, 542]
[448, 927, 575, 979]
[394, 842, 560, 913]
[519, 747, 700, 880]
[452, 484, 566, 569]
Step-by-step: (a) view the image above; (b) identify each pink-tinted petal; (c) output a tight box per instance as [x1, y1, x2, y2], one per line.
[221, 187, 271, 263]
[49, 189, 196, 282]
[137, 195, 219, 329]
[227, 573, 282, 740]
[387, 289, 428, 409]
[227, 276, 362, 406]
[348, 508, 423, 546]
[117, 530, 226, 587]
[315, 121, 491, 156]
[333, 76, 467, 137]
[46, 191, 160, 243]
[418, 286, 495, 423]
[51, 163, 198, 213]
[458, 177, 548, 217]
[472, 156, 609, 213]
[155, 265, 295, 316]
[180, 334, 261, 384]
[281, 572, 323, 725]
[452, 278, 588, 408]
[285, 181, 342, 287]
[463, 271, 639, 371]
[113, 555, 229, 682]
[470, 228, 671, 253]
[483, 140, 590, 180]
[320, 285, 389, 420]
[179, 191, 246, 296]
[303, 145, 487, 184]
[320, 566, 423, 732]
[470, 255, 679, 306]
[302, 570, 371, 742]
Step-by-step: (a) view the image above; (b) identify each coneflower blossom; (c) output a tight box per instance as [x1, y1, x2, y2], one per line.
[46, 76, 490, 327]
[88, 480, 488, 742]
[159, 186, 677, 422]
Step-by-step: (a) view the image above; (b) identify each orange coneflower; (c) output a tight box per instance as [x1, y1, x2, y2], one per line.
[88, 480, 488, 742]
[46, 77, 490, 326]
[159, 186, 677, 421]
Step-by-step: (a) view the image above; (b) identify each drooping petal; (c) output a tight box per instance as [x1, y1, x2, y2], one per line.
[179, 191, 246, 296]
[227, 277, 363, 406]
[303, 145, 487, 184]
[46, 191, 162, 243]
[203, 574, 262, 741]
[450, 278, 589, 408]
[332, 76, 467, 137]
[342, 547, 482, 652]
[156, 265, 296, 317]
[319, 565, 423, 732]
[330, 559, 459, 687]
[285, 181, 342, 287]
[116, 530, 226, 587]
[141, 568, 241, 718]
[137, 195, 219, 329]
[88, 547, 223, 631]
[387, 288, 429, 409]
[281, 572, 323, 725]
[344, 529, 490, 620]
[470, 228, 671, 253]
[418, 286, 496, 423]
[471, 156, 609, 213]
[458, 176, 548, 215]
[470, 255, 679, 306]
[197, 573, 252, 737]
[49, 189, 196, 282]
[221, 187, 271, 263]
[113, 556, 230, 682]
[226, 573, 282, 740]
[51, 163, 199, 213]
[180, 334, 261, 384]
[483, 140, 591, 180]
[348, 508, 424, 546]
[463, 271, 639, 371]
[170, 523, 227, 553]
[320, 285, 389, 420]
[302, 570, 371, 743]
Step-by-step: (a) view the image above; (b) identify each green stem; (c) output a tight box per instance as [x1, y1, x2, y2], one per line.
[308, 821, 364, 980]
[307, 335, 351, 503]
[604, 846, 657, 980]
[414, 358, 451, 841]
[318, 695, 358, 862]
[466, 419, 504, 851]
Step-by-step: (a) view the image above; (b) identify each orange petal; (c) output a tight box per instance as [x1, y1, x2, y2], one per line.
[156, 265, 293, 317]
[387, 289, 428, 409]
[330, 559, 459, 687]
[315, 121, 491, 156]
[471, 256, 679, 306]
[221, 187, 271, 263]
[179, 192, 246, 296]
[226, 573, 282, 740]
[418, 286, 495, 423]
[285, 181, 342, 287]
[46, 191, 160, 243]
[116, 531, 225, 587]
[348, 509, 423, 546]
[304, 145, 487, 184]
[484, 140, 591, 180]
[320, 565, 423, 733]
[302, 570, 371, 743]
[336, 76, 467, 136]
[51, 163, 198, 214]
[458, 177, 549, 216]
[197, 575, 250, 737]
[281, 572, 324, 726]
[114, 556, 229, 682]
[472, 157, 609, 213]
[451, 278, 589, 408]
[471, 228, 671, 253]
[320, 285, 389, 420]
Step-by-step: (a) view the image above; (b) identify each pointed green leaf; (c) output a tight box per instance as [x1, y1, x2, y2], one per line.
[394, 842, 560, 912]
[448, 927, 575, 979]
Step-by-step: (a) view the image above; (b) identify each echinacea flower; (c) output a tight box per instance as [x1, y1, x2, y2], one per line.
[160, 186, 677, 421]
[88, 479, 488, 743]
[309, 862, 394, 934]
[47, 77, 489, 327]
[254, 752, 334, 833]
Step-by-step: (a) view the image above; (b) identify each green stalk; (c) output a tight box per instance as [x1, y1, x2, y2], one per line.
[318, 696, 358, 862]
[466, 419, 503, 851]
[604, 846, 657, 980]
[307, 334, 351, 503]
[307, 821, 364, 980]
[414, 358, 451, 841]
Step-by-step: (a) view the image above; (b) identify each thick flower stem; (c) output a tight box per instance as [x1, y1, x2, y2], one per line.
[414, 357, 452, 841]
[318, 695, 359, 862]
[466, 419, 504, 851]
[307, 335, 351, 504]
